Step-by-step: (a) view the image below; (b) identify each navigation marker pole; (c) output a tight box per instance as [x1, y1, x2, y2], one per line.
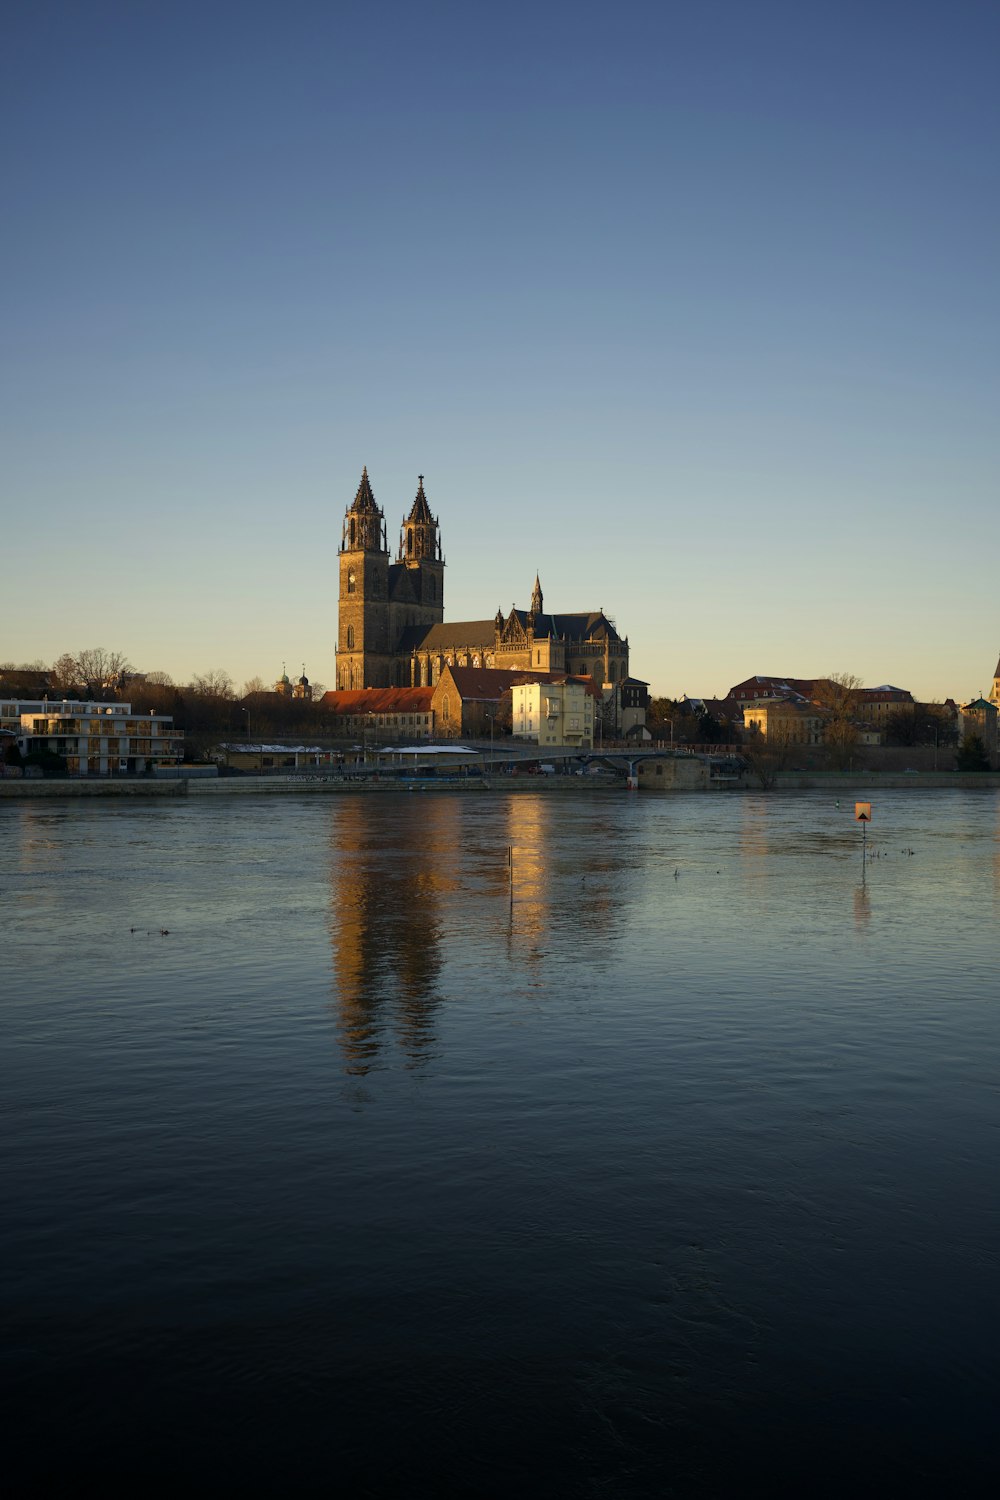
[855, 801, 872, 868]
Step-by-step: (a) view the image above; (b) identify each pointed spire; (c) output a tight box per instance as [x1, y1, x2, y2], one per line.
[530, 573, 543, 617]
[406, 473, 435, 525]
[350, 465, 380, 514]
[343, 465, 387, 553]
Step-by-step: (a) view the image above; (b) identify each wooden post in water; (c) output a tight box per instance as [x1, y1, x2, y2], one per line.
[508, 845, 513, 906]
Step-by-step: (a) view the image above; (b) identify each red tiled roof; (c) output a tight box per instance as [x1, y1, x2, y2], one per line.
[727, 676, 914, 705]
[320, 687, 434, 714]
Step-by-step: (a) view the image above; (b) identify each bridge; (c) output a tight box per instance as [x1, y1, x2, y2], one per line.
[375, 739, 743, 779]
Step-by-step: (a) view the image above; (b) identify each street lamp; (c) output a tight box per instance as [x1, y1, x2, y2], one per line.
[242, 707, 250, 744]
[485, 711, 495, 774]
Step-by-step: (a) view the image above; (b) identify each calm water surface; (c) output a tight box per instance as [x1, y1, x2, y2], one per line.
[2, 789, 998, 1495]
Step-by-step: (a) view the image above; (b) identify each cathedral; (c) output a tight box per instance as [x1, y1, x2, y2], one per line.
[335, 468, 630, 690]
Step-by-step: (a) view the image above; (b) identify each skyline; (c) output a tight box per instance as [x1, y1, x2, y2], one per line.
[3, 1, 999, 701]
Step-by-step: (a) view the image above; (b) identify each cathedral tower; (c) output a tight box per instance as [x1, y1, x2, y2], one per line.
[336, 467, 392, 689]
[397, 475, 445, 617]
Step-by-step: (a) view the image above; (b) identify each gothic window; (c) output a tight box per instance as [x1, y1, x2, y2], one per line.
[349, 520, 356, 547]
[407, 529, 413, 556]
[443, 695, 450, 721]
[347, 625, 355, 649]
[347, 569, 356, 595]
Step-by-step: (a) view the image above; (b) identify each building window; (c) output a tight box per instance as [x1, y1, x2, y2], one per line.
[443, 695, 450, 721]
[347, 625, 355, 649]
[347, 569, 356, 594]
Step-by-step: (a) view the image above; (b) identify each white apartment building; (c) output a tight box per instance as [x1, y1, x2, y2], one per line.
[512, 678, 594, 748]
[5, 700, 184, 776]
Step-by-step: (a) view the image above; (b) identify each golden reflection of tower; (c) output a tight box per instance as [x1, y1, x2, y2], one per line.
[503, 794, 551, 952]
[502, 793, 623, 968]
[328, 797, 456, 1074]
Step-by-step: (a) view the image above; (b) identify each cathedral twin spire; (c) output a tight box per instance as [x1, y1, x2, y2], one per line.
[342, 467, 441, 564]
[350, 465, 380, 514]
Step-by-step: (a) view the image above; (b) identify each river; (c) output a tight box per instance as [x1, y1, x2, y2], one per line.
[2, 789, 997, 1495]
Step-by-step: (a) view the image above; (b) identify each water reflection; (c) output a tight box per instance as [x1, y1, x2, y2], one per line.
[327, 798, 459, 1073]
[504, 794, 549, 954]
[501, 793, 625, 969]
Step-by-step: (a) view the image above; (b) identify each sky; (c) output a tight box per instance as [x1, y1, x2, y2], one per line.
[2, 0, 998, 701]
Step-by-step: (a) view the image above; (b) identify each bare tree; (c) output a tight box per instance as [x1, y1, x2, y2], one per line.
[814, 672, 862, 768]
[128, 671, 177, 714]
[75, 647, 133, 698]
[742, 724, 792, 789]
[50, 653, 82, 693]
[192, 668, 235, 700]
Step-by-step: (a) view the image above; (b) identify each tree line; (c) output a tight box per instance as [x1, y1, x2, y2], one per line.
[0, 650, 329, 741]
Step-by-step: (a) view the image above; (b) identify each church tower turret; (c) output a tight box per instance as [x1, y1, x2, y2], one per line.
[530, 573, 543, 618]
[336, 467, 392, 689]
[396, 474, 445, 618]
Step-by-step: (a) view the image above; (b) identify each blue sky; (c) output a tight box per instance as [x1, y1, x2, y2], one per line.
[3, 0, 998, 700]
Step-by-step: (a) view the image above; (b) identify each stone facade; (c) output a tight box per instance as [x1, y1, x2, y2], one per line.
[743, 697, 826, 745]
[334, 469, 630, 691]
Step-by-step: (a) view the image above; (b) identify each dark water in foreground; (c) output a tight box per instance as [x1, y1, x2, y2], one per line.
[2, 789, 998, 1496]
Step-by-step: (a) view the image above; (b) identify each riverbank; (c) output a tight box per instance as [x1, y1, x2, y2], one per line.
[771, 770, 1000, 792]
[0, 773, 623, 798]
[3, 769, 1000, 797]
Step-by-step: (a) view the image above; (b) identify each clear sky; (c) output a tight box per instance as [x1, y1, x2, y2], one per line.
[3, 0, 998, 701]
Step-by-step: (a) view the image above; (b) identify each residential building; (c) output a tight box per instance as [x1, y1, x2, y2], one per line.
[512, 677, 595, 748]
[12, 700, 183, 775]
[601, 677, 650, 739]
[742, 697, 827, 745]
